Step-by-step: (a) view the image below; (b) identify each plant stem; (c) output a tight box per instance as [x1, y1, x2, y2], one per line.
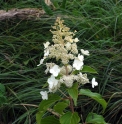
[69, 96, 74, 113]
[65, 65, 68, 76]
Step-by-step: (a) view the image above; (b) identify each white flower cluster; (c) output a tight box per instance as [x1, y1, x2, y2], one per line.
[38, 17, 98, 100]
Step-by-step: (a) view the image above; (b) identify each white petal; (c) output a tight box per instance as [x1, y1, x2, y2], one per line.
[78, 54, 84, 61]
[50, 65, 60, 77]
[92, 78, 98, 88]
[74, 38, 79, 42]
[44, 49, 49, 56]
[47, 75, 59, 92]
[37, 59, 44, 66]
[40, 91, 48, 100]
[81, 49, 90, 56]
[44, 42, 50, 49]
[73, 59, 84, 70]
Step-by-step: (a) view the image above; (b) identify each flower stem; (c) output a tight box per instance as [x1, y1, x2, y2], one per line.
[69, 96, 74, 113]
[65, 65, 68, 76]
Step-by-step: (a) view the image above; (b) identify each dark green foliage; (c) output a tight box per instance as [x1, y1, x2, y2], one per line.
[0, 0, 122, 124]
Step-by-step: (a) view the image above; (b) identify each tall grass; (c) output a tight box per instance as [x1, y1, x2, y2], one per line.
[0, 0, 122, 123]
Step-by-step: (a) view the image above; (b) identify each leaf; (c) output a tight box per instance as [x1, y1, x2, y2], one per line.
[41, 0, 53, 15]
[68, 83, 78, 106]
[36, 94, 61, 124]
[61, 0, 67, 8]
[60, 112, 80, 124]
[81, 65, 98, 74]
[39, 94, 61, 111]
[36, 111, 44, 124]
[42, 116, 60, 124]
[50, 0, 59, 8]
[0, 95, 7, 106]
[79, 89, 107, 112]
[41, 116, 60, 124]
[0, 83, 5, 94]
[86, 112, 107, 124]
[23, 60, 29, 65]
[53, 102, 68, 115]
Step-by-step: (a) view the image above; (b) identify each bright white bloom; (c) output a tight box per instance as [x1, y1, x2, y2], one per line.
[48, 75, 59, 92]
[73, 59, 83, 70]
[37, 59, 44, 66]
[78, 54, 84, 61]
[40, 91, 48, 100]
[74, 38, 79, 42]
[44, 49, 49, 57]
[92, 78, 98, 88]
[44, 41, 50, 49]
[50, 65, 60, 77]
[81, 49, 90, 56]
[73, 54, 84, 70]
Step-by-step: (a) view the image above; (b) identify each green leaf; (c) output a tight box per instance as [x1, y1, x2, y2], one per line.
[39, 94, 61, 111]
[0, 95, 7, 106]
[41, 0, 53, 15]
[36, 111, 44, 124]
[23, 60, 29, 65]
[79, 89, 107, 112]
[68, 83, 78, 106]
[41, 116, 60, 124]
[50, 0, 59, 8]
[0, 83, 6, 94]
[61, 0, 67, 8]
[60, 112, 80, 124]
[36, 94, 61, 124]
[53, 102, 68, 115]
[81, 65, 98, 74]
[86, 112, 107, 124]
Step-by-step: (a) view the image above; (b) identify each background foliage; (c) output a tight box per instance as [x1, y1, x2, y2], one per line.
[0, 0, 122, 124]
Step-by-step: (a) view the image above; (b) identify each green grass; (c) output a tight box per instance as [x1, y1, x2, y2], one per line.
[0, 0, 122, 123]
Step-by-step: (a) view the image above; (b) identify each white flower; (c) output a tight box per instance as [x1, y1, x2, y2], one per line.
[50, 65, 60, 77]
[74, 38, 79, 42]
[78, 54, 84, 61]
[44, 42, 50, 49]
[47, 75, 59, 92]
[73, 54, 84, 70]
[44, 49, 49, 57]
[91, 78, 98, 88]
[81, 49, 90, 56]
[73, 59, 83, 70]
[40, 91, 48, 100]
[37, 59, 44, 66]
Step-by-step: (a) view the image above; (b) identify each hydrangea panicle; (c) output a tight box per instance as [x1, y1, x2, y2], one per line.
[38, 17, 98, 99]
